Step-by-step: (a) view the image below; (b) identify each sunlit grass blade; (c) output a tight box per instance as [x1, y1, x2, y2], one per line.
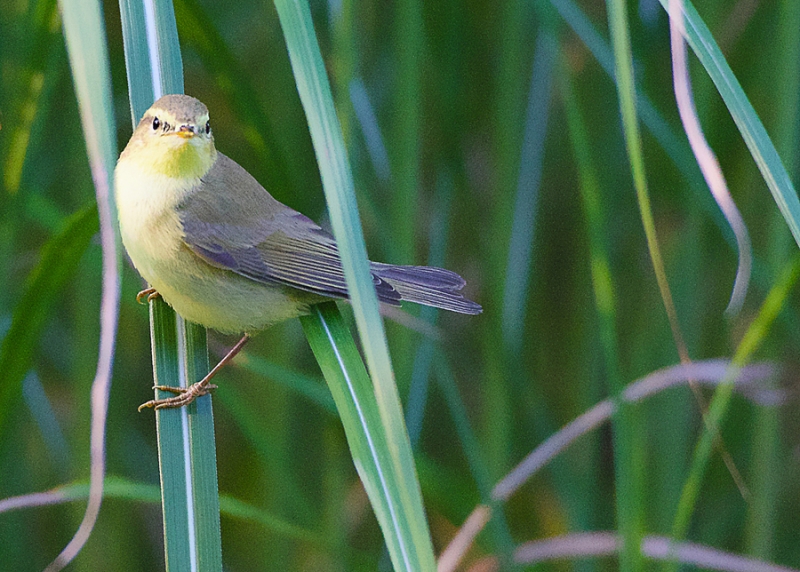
[274, 1, 435, 569]
[118, 0, 221, 569]
[2, 0, 59, 196]
[655, 0, 800, 247]
[0, 205, 98, 437]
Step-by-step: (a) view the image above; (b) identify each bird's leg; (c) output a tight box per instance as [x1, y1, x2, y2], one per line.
[138, 334, 251, 411]
[136, 288, 161, 304]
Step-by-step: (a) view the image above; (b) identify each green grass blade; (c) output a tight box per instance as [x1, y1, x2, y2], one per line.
[604, 0, 649, 569]
[655, 0, 800, 248]
[183, 321, 222, 569]
[667, 256, 800, 571]
[149, 303, 193, 568]
[10, 476, 323, 545]
[274, 1, 435, 569]
[118, 0, 221, 569]
[143, 311, 219, 572]
[300, 303, 431, 571]
[0, 205, 98, 437]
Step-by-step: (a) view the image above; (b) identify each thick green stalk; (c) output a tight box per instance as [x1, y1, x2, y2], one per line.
[118, 0, 222, 569]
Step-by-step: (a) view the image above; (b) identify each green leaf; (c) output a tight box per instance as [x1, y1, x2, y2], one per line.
[274, 0, 436, 568]
[0, 204, 98, 436]
[41, 476, 322, 545]
[300, 304, 432, 571]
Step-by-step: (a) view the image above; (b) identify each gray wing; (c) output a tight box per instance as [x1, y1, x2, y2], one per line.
[177, 156, 401, 304]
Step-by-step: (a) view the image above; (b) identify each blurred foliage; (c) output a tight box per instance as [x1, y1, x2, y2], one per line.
[1, 0, 799, 570]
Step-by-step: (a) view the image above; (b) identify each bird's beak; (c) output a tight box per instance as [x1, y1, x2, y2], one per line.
[176, 125, 196, 139]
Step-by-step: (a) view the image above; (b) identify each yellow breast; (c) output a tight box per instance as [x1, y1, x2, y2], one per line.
[115, 157, 196, 279]
[114, 153, 310, 334]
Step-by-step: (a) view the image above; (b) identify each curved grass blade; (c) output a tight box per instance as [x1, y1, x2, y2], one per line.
[48, 0, 121, 566]
[2, 476, 323, 546]
[274, 1, 435, 569]
[655, 0, 800, 247]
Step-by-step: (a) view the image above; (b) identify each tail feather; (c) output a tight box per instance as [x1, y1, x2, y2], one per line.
[371, 262, 466, 290]
[371, 263, 482, 315]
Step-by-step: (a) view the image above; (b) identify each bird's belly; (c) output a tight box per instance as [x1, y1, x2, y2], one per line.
[116, 167, 308, 334]
[155, 266, 308, 334]
[131, 240, 309, 334]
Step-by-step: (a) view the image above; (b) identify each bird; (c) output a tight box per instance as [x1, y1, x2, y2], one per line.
[115, 94, 481, 410]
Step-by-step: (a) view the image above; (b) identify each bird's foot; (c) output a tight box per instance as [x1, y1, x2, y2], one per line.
[137, 334, 250, 412]
[136, 288, 161, 304]
[137, 381, 218, 411]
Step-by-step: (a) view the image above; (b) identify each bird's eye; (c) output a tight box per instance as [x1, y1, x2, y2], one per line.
[205, 121, 211, 135]
[152, 117, 160, 130]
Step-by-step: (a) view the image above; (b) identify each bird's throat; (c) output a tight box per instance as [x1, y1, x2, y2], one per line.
[129, 137, 217, 180]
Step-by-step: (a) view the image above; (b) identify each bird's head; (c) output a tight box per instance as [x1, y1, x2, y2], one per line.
[120, 94, 217, 179]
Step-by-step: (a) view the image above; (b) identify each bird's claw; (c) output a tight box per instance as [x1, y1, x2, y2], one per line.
[138, 381, 217, 411]
[136, 288, 161, 304]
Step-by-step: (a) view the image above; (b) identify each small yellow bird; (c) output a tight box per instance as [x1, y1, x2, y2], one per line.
[115, 94, 481, 410]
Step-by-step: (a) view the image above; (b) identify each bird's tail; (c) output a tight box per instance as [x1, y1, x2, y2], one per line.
[370, 262, 482, 315]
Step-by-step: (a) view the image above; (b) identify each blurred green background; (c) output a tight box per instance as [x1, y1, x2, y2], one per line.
[1, 0, 800, 570]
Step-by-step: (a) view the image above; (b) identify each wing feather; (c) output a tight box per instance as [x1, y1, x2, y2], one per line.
[176, 158, 400, 304]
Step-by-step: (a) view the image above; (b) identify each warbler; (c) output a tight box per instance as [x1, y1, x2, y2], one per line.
[115, 94, 481, 410]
